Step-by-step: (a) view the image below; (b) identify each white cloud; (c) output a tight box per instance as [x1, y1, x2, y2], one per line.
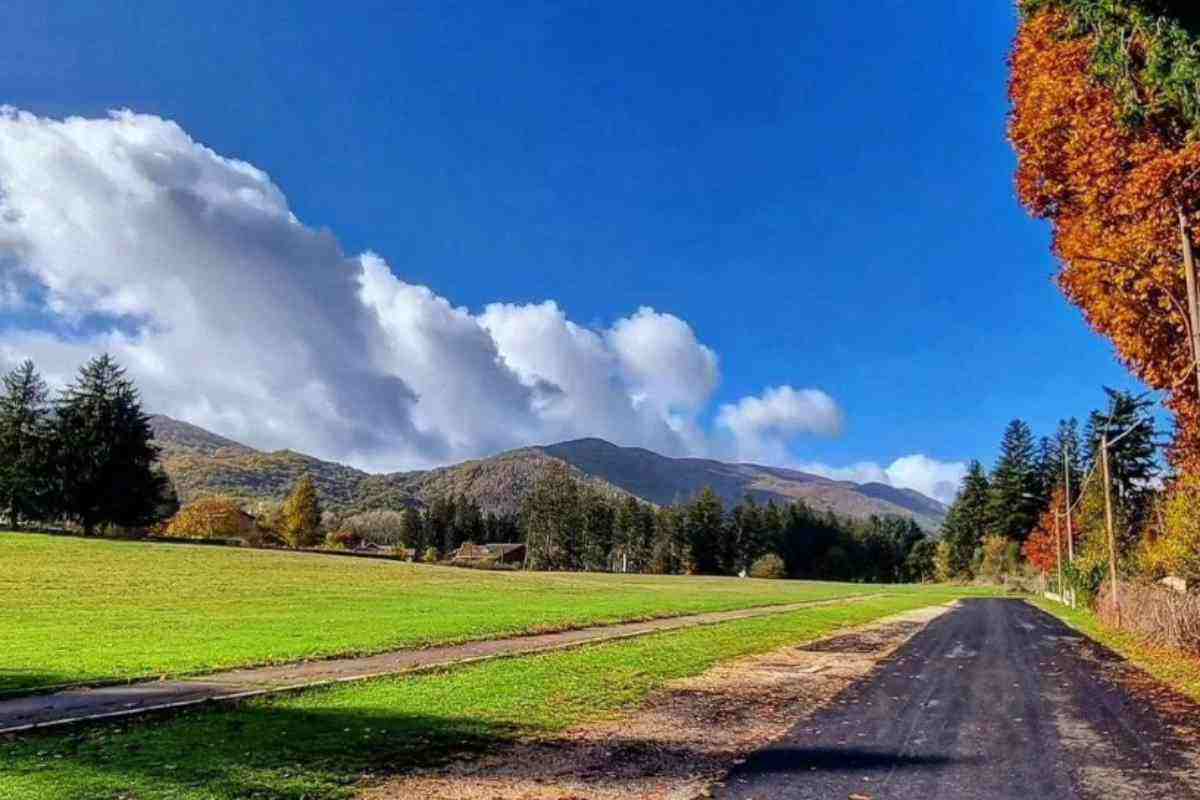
[796, 455, 967, 505]
[716, 385, 844, 463]
[0, 107, 956, 500]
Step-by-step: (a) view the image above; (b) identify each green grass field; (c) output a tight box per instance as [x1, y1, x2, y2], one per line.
[0, 532, 992, 693]
[0, 593, 965, 800]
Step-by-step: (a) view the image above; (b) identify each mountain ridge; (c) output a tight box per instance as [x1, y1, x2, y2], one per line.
[149, 416, 947, 529]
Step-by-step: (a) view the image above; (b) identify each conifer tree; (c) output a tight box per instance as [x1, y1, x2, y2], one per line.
[53, 354, 166, 534]
[400, 506, 425, 551]
[941, 461, 991, 576]
[281, 474, 322, 548]
[684, 487, 725, 574]
[0, 360, 54, 527]
[986, 420, 1041, 542]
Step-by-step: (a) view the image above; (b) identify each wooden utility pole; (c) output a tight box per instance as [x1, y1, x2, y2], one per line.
[1100, 435, 1120, 625]
[1054, 507, 1063, 597]
[1178, 207, 1200, 400]
[1063, 442, 1074, 564]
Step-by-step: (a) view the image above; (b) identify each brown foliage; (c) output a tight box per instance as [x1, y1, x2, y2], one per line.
[1098, 580, 1200, 654]
[1010, 10, 1200, 468]
[165, 495, 260, 542]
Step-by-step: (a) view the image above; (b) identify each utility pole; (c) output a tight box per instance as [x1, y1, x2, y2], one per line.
[1178, 207, 1200, 401]
[1054, 506, 1063, 597]
[1063, 440, 1074, 562]
[1100, 435, 1120, 626]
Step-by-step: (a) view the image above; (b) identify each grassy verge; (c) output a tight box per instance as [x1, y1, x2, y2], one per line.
[1029, 598, 1200, 703]
[0, 593, 960, 800]
[0, 532, 992, 693]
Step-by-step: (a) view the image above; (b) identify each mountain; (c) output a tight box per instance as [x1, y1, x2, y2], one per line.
[542, 439, 947, 530]
[149, 416, 947, 529]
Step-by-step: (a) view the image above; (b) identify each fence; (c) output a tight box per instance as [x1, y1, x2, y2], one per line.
[1097, 580, 1200, 655]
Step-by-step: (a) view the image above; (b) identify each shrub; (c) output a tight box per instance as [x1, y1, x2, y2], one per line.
[421, 546, 441, 563]
[325, 529, 363, 550]
[1097, 581, 1200, 654]
[748, 553, 787, 579]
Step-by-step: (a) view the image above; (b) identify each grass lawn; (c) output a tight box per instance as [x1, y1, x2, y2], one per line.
[1030, 598, 1200, 704]
[0, 532, 991, 693]
[0, 592, 968, 800]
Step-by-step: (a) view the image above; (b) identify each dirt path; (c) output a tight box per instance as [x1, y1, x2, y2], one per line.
[362, 603, 951, 800]
[0, 595, 880, 735]
[717, 598, 1200, 800]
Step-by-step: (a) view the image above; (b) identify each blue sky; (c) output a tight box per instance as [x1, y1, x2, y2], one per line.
[0, 1, 1153, 491]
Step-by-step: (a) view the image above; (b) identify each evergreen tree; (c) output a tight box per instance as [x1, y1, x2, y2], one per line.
[426, 494, 457, 554]
[579, 486, 615, 571]
[684, 487, 725, 574]
[452, 494, 484, 544]
[1085, 388, 1158, 522]
[0, 360, 54, 527]
[522, 463, 583, 570]
[941, 461, 990, 577]
[613, 495, 643, 572]
[53, 354, 166, 534]
[400, 506, 425, 551]
[281, 474, 322, 547]
[986, 419, 1041, 542]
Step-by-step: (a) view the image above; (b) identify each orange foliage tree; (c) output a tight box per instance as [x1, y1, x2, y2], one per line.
[1022, 487, 1076, 576]
[1009, 5, 1200, 469]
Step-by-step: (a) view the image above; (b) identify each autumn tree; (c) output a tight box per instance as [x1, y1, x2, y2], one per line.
[281, 474, 322, 548]
[1010, 1, 1200, 471]
[166, 495, 258, 541]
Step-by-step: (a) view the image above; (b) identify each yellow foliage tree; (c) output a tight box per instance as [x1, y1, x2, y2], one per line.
[281, 474, 322, 548]
[1141, 473, 1200, 583]
[165, 495, 259, 542]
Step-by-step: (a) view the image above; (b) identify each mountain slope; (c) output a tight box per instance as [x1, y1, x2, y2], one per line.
[541, 438, 947, 529]
[149, 416, 947, 528]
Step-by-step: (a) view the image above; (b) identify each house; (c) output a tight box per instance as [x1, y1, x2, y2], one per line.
[452, 542, 526, 566]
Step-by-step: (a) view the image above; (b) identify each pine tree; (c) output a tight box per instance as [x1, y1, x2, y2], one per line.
[986, 420, 1041, 542]
[684, 487, 725, 574]
[400, 506, 425, 551]
[1085, 388, 1158, 520]
[0, 360, 54, 527]
[53, 354, 166, 534]
[522, 463, 583, 570]
[579, 486, 615, 571]
[281, 474, 322, 548]
[941, 461, 990, 577]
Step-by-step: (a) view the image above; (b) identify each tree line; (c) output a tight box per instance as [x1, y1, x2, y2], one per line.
[938, 388, 1164, 594]
[0, 356, 177, 534]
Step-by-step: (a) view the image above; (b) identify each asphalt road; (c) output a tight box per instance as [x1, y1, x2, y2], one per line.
[715, 598, 1200, 800]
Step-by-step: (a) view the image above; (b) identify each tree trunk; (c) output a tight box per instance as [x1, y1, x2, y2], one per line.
[1177, 207, 1200, 401]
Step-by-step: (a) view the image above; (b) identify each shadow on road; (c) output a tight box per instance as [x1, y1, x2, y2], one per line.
[743, 745, 966, 773]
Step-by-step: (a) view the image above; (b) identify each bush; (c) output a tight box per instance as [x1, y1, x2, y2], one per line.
[325, 529, 363, 550]
[421, 546, 441, 564]
[748, 553, 787, 579]
[1097, 581, 1200, 654]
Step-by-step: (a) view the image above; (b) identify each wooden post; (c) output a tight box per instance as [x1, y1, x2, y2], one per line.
[1065, 441, 1075, 566]
[1054, 508, 1063, 598]
[1100, 435, 1120, 625]
[1178, 207, 1200, 401]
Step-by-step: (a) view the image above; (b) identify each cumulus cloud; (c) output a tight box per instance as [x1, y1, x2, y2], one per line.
[796, 456, 967, 505]
[0, 107, 956, 499]
[716, 386, 844, 464]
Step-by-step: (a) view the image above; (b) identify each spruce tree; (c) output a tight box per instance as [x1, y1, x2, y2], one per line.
[281, 474, 322, 547]
[684, 487, 725, 574]
[941, 461, 990, 576]
[1085, 389, 1158, 518]
[400, 506, 425, 551]
[53, 354, 166, 534]
[0, 360, 54, 527]
[986, 419, 1041, 542]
